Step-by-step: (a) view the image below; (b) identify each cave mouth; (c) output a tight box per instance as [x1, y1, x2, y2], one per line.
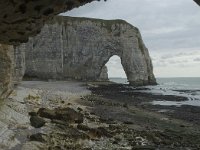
[105, 55, 128, 84]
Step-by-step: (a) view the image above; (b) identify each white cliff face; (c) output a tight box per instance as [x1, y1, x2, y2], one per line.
[0, 44, 13, 99]
[0, 45, 25, 99]
[0, 0, 96, 99]
[20, 16, 156, 86]
[13, 46, 26, 85]
[98, 66, 109, 81]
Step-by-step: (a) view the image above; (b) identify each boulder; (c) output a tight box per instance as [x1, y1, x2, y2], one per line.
[30, 116, 46, 128]
[38, 107, 84, 124]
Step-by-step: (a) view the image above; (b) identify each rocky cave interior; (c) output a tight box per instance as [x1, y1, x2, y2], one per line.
[0, 0, 199, 99]
[0, 1, 199, 149]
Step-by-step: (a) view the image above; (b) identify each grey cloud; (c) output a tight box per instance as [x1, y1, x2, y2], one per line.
[168, 60, 189, 64]
[63, 0, 200, 53]
[153, 61, 168, 67]
[153, 55, 191, 67]
[194, 58, 200, 62]
[156, 51, 200, 61]
[62, 0, 200, 77]
[161, 54, 173, 60]
[175, 52, 196, 57]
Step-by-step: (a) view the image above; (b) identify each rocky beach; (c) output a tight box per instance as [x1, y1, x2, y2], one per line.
[0, 80, 200, 149]
[0, 1, 200, 150]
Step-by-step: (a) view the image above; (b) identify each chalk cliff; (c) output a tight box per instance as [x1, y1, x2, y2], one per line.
[0, 0, 96, 99]
[19, 16, 156, 86]
[98, 66, 109, 81]
[0, 44, 13, 98]
[0, 0, 199, 98]
[13, 46, 26, 84]
[0, 45, 25, 98]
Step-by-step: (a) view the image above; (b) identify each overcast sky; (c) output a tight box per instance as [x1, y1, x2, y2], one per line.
[62, 0, 200, 78]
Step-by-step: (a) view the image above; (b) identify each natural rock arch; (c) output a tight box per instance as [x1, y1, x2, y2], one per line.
[98, 66, 109, 81]
[18, 16, 156, 86]
[0, 0, 198, 45]
[0, 1, 199, 98]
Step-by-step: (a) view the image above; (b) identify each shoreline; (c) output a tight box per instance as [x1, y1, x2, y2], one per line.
[0, 80, 200, 149]
[88, 82, 200, 125]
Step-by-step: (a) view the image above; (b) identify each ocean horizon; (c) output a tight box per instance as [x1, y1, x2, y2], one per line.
[109, 77, 200, 107]
[109, 77, 200, 85]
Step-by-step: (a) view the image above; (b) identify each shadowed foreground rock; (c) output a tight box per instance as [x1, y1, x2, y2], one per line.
[38, 107, 84, 124]
[0, 0, 96, 45]
[1, 81, 200, 149]
[194, 0, 200, 6]
[20, 16, 156, 86]
[30, 116, 46, 128]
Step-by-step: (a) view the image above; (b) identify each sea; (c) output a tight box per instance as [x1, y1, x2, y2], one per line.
[109, 77, 200, 107]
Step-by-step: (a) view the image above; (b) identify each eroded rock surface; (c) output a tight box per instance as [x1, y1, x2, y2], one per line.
[0, 44, 14, 99]
[194, 0, 200, 6]
[21, 16, 156, 86]
[1, 81, 200, 149]
[0, 0, 95, 45]
[98, 66, 109, 81]
[13, 46, 26, 85]
[0, 0, 96, 99]
[0, 81, 91, 149]
[0, 44, 26, 99]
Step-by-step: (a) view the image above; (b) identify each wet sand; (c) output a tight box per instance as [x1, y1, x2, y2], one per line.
[79, 82, 200, 149]
[90, 84, 200, 125]
[0, 81, 200, 149]
[88, 83, 200, 125]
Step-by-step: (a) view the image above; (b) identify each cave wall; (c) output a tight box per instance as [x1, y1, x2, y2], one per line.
[20, 16, 156, 86]
[0, 0, 95, 45]
[194, 0, 200, 6]
[98, 66, 109, 81]
[0, 44, 14, 98]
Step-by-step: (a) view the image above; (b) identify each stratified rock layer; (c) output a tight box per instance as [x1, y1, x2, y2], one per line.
[13, 46, 25, 85]
[21, 16, 156, 86]
[0, 44, 13, 98]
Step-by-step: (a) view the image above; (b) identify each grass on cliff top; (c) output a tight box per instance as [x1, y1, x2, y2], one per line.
[49, 15, 139, 32]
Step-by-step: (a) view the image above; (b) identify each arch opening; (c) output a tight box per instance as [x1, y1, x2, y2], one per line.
[105, 55, 128, 84]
